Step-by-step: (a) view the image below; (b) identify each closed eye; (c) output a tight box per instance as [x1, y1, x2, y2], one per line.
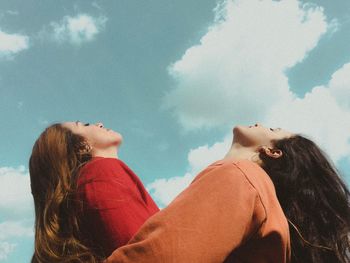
[84, 123, 90, 126]
[270, 127, 282, 131]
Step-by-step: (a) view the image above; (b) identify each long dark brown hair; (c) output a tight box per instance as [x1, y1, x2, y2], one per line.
[260, 135, 350, 263]
[29, 123, 101, 262]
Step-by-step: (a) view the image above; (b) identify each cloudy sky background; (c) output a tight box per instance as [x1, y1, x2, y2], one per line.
[1, 0, 350, 261]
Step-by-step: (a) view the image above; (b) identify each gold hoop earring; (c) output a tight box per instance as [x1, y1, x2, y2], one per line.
[78, 142, 92, 155]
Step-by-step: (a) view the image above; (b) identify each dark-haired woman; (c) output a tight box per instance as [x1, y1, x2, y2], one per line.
[29, 121, 159, 262]
[106, 123, 350, 263]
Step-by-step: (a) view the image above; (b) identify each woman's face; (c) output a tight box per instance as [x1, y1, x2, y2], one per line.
[62, 121, 123, 150]
[233, 123, 294, 148]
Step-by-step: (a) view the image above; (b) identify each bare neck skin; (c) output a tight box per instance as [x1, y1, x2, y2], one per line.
[92, 146, 119, 159]
[224, 142, 258, 162]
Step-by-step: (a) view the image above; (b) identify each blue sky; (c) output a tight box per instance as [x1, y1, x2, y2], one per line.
[1, 0, 350, 261]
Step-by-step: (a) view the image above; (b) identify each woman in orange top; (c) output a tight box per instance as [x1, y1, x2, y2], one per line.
[106, 123, 350, 263]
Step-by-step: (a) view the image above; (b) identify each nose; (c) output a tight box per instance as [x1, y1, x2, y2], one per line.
[95, 122, 104, 128]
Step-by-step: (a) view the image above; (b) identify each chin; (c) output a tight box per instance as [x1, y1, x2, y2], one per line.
[232, 125, 250, 144]
[233, 125, 246, 133]
[114, 133, 123, 143]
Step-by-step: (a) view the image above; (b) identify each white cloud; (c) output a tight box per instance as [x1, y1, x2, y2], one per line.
[151, 63, 350, 204]
[153, 0, 350, 206]
[147, 173, 194, 208]
[0, 29, 29, 58]
[0, 242, 16, 261]
[265, 63, 350, 162]
[328, 63, 350, 110]
[147, 136, 231, 207]
[0, 166, 34, 260]
[0, 166, 33, 216]
[163, 0, 328, 130]
[0, 221, 33, 240]
[45, 14, 107, 45]
[187, 135, 231, 174]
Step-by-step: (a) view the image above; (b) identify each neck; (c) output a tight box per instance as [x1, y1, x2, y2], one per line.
[224, 142, 258, 163]
[92, 146, 119, 159]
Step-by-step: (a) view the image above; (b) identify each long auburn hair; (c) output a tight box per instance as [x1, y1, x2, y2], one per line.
[29, 123, 101, 262]
[260, 135, 350, 263]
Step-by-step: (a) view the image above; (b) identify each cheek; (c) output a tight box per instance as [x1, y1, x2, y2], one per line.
[247, 130, 272, 146]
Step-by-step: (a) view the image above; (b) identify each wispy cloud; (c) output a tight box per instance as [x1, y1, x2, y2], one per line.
[5, 10, 19, 16]
[0, 29, 29, 59]
[41, 14, 107, 45]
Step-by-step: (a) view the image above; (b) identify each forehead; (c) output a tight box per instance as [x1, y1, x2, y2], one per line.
[62, 121, 78, 131]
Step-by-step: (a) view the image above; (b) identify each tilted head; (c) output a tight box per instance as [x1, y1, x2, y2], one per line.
[29, 122, 108, 262]
[30, 123, 92, 206]
[228, 123, 294, 162]
[232, 124, 350, 263]
[62, 121, 122, 158]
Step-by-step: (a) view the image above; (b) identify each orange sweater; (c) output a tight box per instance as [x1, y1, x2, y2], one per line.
[105, 159, 291, 263]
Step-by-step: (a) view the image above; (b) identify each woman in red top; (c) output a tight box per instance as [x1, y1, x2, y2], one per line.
[29, 121, 159, 262]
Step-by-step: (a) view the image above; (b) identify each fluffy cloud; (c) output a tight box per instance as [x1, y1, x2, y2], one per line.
[265, 64, 350, 162]
[147, 173, 194, 208]
[152, 0, 350, 206]
[0, 166, 34, 260]
[0, 29, 29, 58]
[163, 0, 328, 130]
[45, 14, 107, 45]
[147, 136, 231, 207]
[0, 166, 33, 216]
[0, 221, 33, 240]
[327, 63, 350, 110]
[0, 242, 16, 261]
[151, 61, 350, 204]
[187, 135, 232, 174]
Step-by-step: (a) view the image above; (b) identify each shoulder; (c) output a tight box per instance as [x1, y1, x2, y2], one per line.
[205, 159, 274, 188]
[194, 159, 272, 186]
[195, 159, 277, 208]
[78, 157, 124, 184]
[190, 159, 265, 200]
[230, 160, 276, 201]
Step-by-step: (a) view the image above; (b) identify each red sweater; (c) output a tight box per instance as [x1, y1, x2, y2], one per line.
[76, 157, 159, 257]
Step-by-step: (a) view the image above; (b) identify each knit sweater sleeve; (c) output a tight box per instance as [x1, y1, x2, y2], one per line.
[77, 158, 159, 257]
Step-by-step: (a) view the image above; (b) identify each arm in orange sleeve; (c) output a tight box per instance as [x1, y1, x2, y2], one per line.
[104, 162, 267, 263]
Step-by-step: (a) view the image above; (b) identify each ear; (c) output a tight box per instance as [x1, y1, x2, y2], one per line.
[77, 141, 92, 155]
[259, 146, 283, 159]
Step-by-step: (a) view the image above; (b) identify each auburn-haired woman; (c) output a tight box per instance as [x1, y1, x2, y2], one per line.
[29, 121, 159, 262]
[106, 123, 350, 263]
